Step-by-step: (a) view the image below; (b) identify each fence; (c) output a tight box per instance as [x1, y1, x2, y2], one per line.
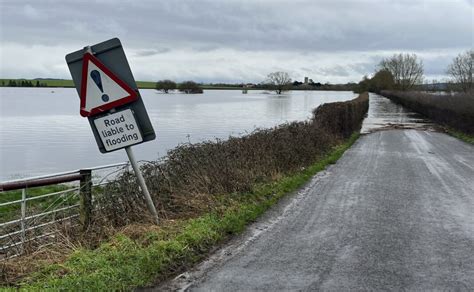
[0, 162, 128, 260]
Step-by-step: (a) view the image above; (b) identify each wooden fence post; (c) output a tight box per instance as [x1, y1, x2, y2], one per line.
[79, 169, 92, 231]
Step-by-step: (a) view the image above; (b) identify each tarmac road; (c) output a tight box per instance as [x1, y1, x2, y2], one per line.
[178, 130, 474, 291]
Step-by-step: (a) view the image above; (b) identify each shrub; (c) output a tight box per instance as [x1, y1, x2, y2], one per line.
[155, 80, 176, 93]
[381, 90, 474, 134]
[178, 81, 203, 94]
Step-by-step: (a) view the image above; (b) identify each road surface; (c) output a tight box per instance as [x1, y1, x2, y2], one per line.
[162, 129, 474, 291]
[157, 93, 473, 291]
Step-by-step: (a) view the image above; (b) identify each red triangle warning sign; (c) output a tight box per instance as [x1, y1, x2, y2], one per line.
[80, 53, 138, 117]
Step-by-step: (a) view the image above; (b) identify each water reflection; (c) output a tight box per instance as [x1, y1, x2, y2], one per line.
[361, 93, 433, 133]
[265, 94, 292, 121]
[0, 88, 355, 180]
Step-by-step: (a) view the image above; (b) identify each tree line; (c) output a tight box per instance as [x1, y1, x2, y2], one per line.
[155, 80, 203, 94]
[1, 80, 48, 87]
[356, 50, 473, 94]
[188, 50, 471, 95]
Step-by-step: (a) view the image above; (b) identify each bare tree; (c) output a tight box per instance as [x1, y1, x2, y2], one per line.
[379, 53, 424, 90]
[447, 50, 473, 93]
[266, 72, 292, 94]
[155, 80, 177, 93]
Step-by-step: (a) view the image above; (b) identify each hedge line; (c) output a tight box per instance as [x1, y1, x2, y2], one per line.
[381, 90, 474, 134]
[97, 92, 369, 225]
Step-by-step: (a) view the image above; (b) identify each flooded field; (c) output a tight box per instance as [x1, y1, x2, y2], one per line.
[0, 88, 356, 180]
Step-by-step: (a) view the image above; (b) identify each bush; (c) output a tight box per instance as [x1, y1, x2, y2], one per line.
[155, 80, 176, 93]
[178, 81, 203, 94]
[381, 90, 474, 134]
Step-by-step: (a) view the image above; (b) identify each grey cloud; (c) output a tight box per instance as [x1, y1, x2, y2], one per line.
[134, 48, 170, 57]
[2, 0, 471, 52]
[317, 65, 351, 77]
[22, 4, 43, 20]
[192, 45, 220, 52]
[348, 63, 377, 75]
[0, 0, 472, 82]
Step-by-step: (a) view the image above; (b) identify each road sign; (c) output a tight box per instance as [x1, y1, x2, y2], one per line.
[66, 38, 159, 224]
[80, 53, 138, 117]
[65, 38, 155, 153]
[94, 109, 143, 151]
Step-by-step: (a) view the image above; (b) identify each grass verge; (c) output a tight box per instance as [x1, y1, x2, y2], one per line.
[9, 133, 360, 291]
[446, 128, 474, 145]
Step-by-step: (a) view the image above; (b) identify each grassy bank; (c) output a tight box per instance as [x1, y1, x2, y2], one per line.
[0, 79, 74, 88]
[380, 90, 474, 135]
[0, 79, 245, 90]
[0, 79, 156, 89]
[0, 79, 247, 90]
[9, 133, 359, 290]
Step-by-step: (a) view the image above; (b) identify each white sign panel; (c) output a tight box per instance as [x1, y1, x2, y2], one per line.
[85, 61, 130, 111]
[79, 52, 138, 117]
[93, 109, 143, 152]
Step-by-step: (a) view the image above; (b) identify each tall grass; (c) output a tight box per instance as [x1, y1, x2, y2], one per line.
[381, 90, 474, 134]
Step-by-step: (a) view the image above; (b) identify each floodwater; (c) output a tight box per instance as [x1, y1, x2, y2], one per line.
[361, 93, 433, 134]
[0, 88, 356, 181]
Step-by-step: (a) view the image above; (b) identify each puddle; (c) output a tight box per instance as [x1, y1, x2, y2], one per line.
[361, 93, 436, 134]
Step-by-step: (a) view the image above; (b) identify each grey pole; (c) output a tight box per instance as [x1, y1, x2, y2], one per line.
[125, 146, 159, 224]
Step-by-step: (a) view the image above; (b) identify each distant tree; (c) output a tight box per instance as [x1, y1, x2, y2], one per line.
[36, 80, 40, 87]
[155, 79, 177, 93]
[371, 69, 395, 93]
[355, 76, 370, 93]
[425, 79, 440, 92]
[266, 71, 292, 94]
[447, 50, 473, 93]
[178, 81, 203, 94]
[1, 81, 4, 86]
[379, 53, 423, 90]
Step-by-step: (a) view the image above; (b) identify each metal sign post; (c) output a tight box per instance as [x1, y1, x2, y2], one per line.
[125, 146, 159, 224]
[66, 38, 159, 224]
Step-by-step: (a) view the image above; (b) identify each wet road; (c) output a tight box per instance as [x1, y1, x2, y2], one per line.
[360, 93, 433, 133]
[157, 94, 474, 291]
[184, 130, 474, 291]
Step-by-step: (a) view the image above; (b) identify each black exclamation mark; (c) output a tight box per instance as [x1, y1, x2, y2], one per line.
[90, 70, 109, 102]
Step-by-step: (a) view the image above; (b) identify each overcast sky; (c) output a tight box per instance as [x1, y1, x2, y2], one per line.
[0, 0, 472, 83]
